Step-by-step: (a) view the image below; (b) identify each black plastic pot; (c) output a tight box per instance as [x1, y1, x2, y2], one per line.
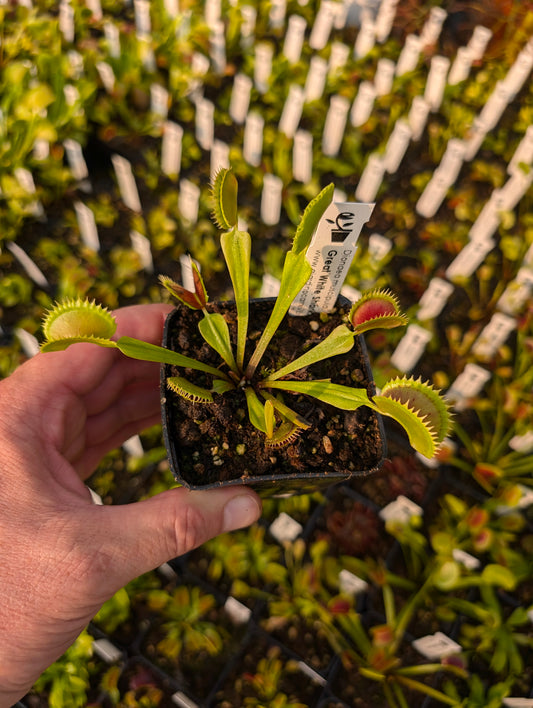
[160, 298, 386, 497]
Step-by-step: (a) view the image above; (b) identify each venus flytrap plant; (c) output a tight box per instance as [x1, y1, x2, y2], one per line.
[41, 168, 451, 457]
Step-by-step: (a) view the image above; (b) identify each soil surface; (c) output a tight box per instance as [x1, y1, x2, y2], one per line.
[161, 300, 385, 491]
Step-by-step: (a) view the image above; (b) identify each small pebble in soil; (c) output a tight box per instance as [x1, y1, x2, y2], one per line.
[309, 320, 320, 331]
[323, 435, 334, 454]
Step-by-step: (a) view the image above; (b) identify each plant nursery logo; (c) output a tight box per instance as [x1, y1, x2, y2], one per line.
[327, 211, 356, 243]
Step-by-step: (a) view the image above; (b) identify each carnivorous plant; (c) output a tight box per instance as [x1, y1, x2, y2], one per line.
[41, 168, 451, 457]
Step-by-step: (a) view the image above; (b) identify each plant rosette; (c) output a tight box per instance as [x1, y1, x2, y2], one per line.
[40, 169, 451, 498]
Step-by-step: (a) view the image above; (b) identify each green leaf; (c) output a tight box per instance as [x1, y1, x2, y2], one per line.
[261, 391, 311, 429]
[211, 168, 238, 229]
[264, 399, 275, 438]
[370, 394, 436, 458]
[481, 564, 517, 591]
[198, 312, 238, 374]
[244, 252, 312, 378]
[264, 379, 371, 410]
[292, 182, 335, 255]
[244, 388, 268, 433]
[167, 376, 213, 403]
[220, 228, 251, 369]
[266, 325, 355, 381]
[41, 336, 118, 352]
[116, 336, 228, 379]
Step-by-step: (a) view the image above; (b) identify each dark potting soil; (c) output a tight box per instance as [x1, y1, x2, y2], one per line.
[162, 300, 384, 487]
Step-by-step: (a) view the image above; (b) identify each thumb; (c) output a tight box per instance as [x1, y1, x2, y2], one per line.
[93, 486, 262, 592]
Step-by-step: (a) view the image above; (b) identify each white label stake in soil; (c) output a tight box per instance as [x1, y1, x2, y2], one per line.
[290, 201, 374, 315]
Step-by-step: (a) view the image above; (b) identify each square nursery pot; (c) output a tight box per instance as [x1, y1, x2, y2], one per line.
[161, 297, 386, 497]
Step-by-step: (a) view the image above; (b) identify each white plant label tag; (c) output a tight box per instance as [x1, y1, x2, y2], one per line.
[205, 0, 220, 25]
[380, 495, 423, 523]
[6, 242, 49, 289]
[243, 111, 264, 167]
[269, 512, 303, 543]
[163, 0, 178, 18]
[355, 153, 385, 202]
[261, 174, 283, 225]
[111, 155, 142, 213]
[395, 34, 421, 76]
[86, 0, 102, 20]
[96, 61, 115, 93]
[412, 632, 461, 660]
[438, 138, 466, 185]
[374, 0, 398, 43]
[408, 96, 430, 141]
[161, 121, 183, 177]
[420, 7, 447, 47]
[87, 486, 104, 505]
[448, 46, 474, 86]
[471, 312, 516, 360]
[224, 596, 252, 624]
[446, 363, 491, 403]
[498, 171, 533, 211]
[464, 117, 488, 161]
[195, 98, 214, 151]
[179, 179, 200, 224]
[92, 638, 122, 663]
[469, 196, 501, 242]
[503, 699, 533, 708]
[150, 84, 169, 119]
[305, 56, 328, 102]
[293, 130, 313, 183]
[229, 73, 252, 125]
[64, 138, 89, 181]
[59, 1, 75, 43]
[368, 233, 392, 262]
[279, 84, 305, 139]
[415, 171, 450, 218]
[298, 661, 327, 686]
[383, 118, 412, 173]
[509, 431, 533, 453]
[67, 50, 84, 79]
[134, 0, 151, 36]
[64, 84, 80, 107]
[508, 125, 533, 175]
[502, 46, 533, 96]
[179, 253, 200, 292]
[209, 21, 226, 75]
[210, 139, 230, 181]
[104, 22, 120, 58]
[33, 139, 49, 161]
[322, 95, 350, 157]
[130, 230, 154, 272]
[452, 548, 480, 570]
[479, 81, 512, 131]
[15, 328, 40, 358]
[157, 562, 177, 579]
[374, 58, 395, 97]
[172, 692, 200, 708]
[329, 42, 350, 74]
[14, 167, 45, 220]
[74, 201, 100, 251]
[260, 273, 281, 298]
[390, 324, 432, 372]
[497, 267, 533, 315]
[467, 25, 492, 61]
[254, 42, 273, 93]
[417, 277, 454, 320]
[339, 569, 368, 596]
[424, 55, 450, 112]
[350, 80, 376, 128]
[289, 201, 374, 315]
[283, 14, 307, 63]
[445, 239, 495, 279]
[269, 0, 286, 29]
[354, 18, 375, 58]
[309, 5, 334, 51]
[240, 5, 256, 49]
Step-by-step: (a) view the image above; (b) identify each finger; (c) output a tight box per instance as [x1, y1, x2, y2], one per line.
[82, 487, 262, 597]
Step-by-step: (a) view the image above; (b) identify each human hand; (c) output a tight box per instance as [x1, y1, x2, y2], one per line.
[0, 303, 262, 706]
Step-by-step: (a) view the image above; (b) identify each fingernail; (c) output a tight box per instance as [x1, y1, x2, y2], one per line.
[223, 494, 261, 532]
